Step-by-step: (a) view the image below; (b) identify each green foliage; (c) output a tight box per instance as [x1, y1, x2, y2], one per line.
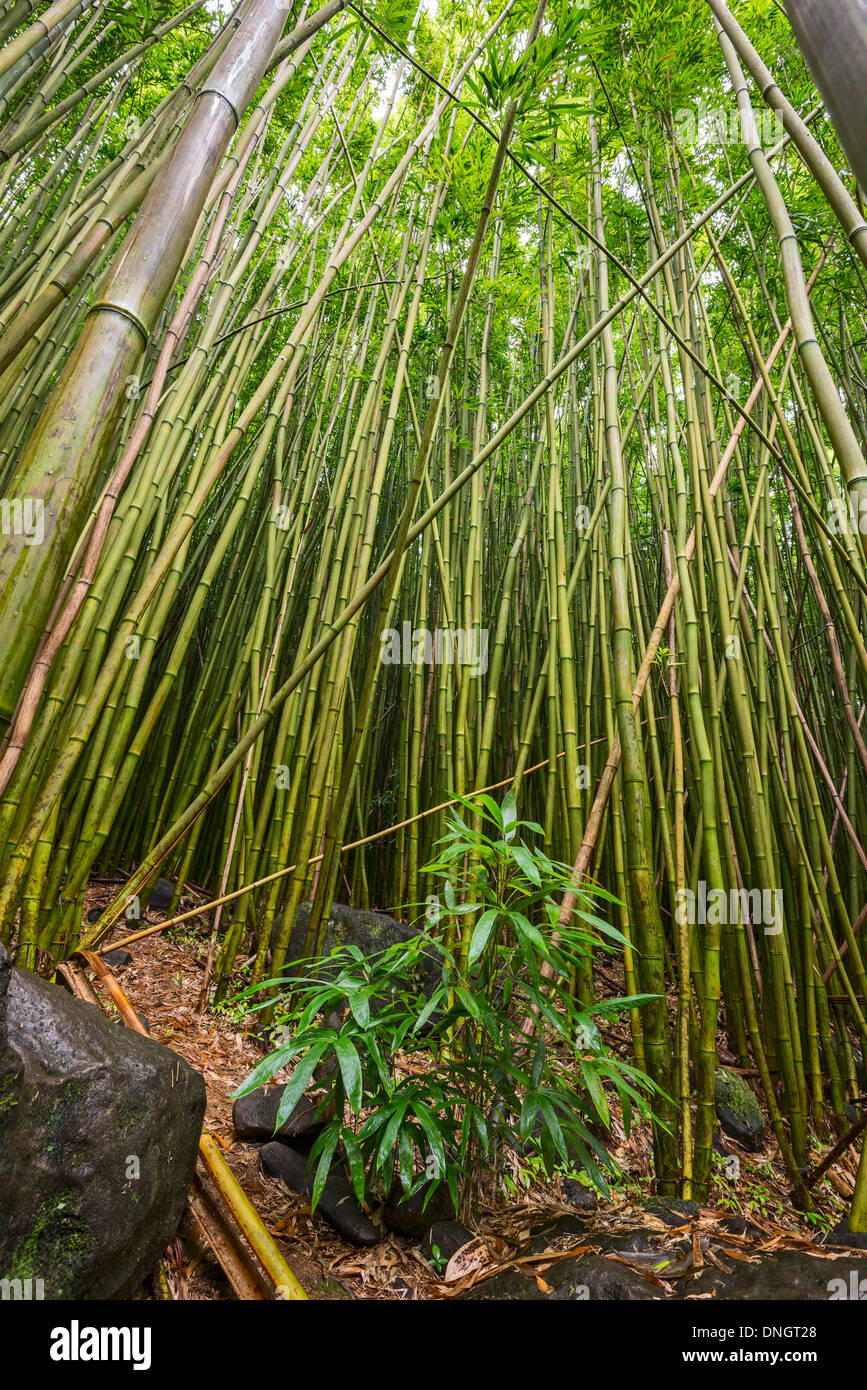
[232, 797, 663, 1217]
[106, 0, 177, 44]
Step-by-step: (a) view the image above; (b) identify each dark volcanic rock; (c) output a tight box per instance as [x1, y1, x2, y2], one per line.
[232, 1085, 326, 1142]
[460, 1234, 867, 1302]
[526, 1214, 603, 1250]
[422, 1220, 474, 1265]
[272, 901, 442, 999]
[260, 1140, 380, 1246]
[643, 1197, 701, 1227]
[146, 878, 194, 914]
[602, 1227, 663, 1258]
[101, 949, 133, 970]
[688, 1248, 867, 1300]
[147, 877, 177, 912]
[721, 1214, 766, 1239]
[561, 1178, 598, 1213]
[459, 1211, 867, 1301]
[714, 1067, 765, 1150]
[0, 942, 205, 1299]
[460, 1253, 658, 1301]
[823, 1219, 867, 1251]
[382, 1179, 456, 1236]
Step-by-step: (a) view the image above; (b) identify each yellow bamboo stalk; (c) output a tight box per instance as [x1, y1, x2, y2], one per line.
[198, 1132, 308, 1301]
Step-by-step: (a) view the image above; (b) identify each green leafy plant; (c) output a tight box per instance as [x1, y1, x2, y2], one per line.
[231, 791, 664, 1220]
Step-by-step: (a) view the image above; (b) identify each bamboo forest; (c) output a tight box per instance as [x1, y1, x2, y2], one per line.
[1, 0, 867, 1336]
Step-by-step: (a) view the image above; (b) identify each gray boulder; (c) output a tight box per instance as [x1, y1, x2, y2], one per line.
[101, 949, 133, 970]
[146, 877, 194, 914]
[823, 1219, 867, 1251]
[459, 1247, 867, 1301]
[561, 1178, 598, 1213]
[688, 1248, 867, 1299]
[0, 942, 205, 1299]
[643, 1197, 700, 1226]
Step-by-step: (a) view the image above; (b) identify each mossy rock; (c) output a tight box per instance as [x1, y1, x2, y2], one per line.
[714, 1067, 764, 1151]
[0, 941, 205, 1298]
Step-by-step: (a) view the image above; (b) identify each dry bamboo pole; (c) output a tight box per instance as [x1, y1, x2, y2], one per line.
[197, 1133, 308, 1300]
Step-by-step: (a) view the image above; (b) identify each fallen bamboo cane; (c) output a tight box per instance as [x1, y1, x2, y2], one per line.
[186, 1171, 270, 1300]
[55, 958, 102, 1008]
[80, 948, 149, 1033]
[198, 1132, 308, 1300]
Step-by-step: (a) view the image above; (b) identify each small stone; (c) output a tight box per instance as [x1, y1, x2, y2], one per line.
[147, 877, 177, 912]
[232, 1085, 326, 1142]
[101, 949, 133, 969]
[560, 1178, 597, 1213]
[714, 1067, 765, 1150]
[260, 1141, 380, 1246]
[422, 1220, 474, 1265]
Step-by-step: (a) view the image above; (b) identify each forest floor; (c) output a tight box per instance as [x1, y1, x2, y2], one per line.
[79, 881, 860, 1301]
